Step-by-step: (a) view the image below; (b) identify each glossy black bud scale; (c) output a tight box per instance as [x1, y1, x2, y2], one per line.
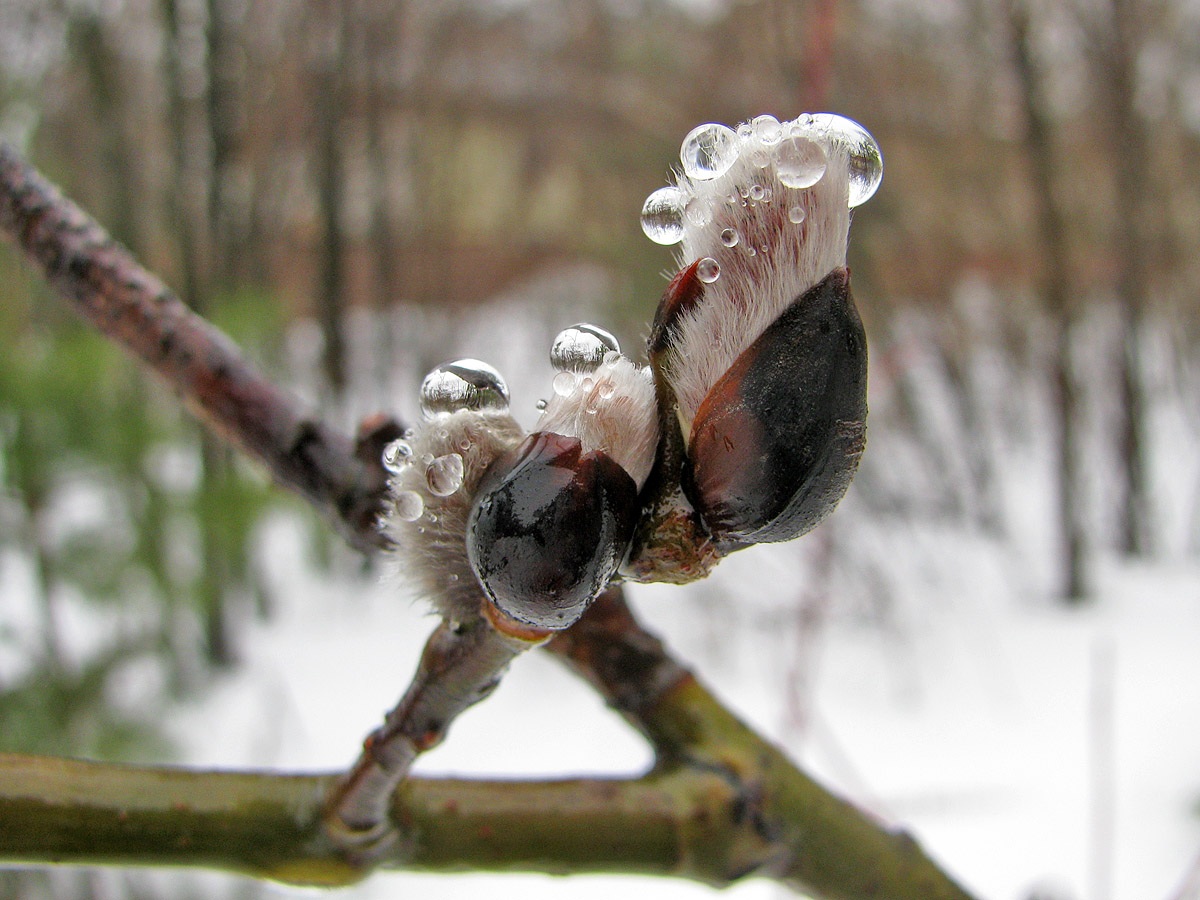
[467, 431, 639, 631]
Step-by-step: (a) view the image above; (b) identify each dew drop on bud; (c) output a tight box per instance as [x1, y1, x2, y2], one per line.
[684, 196, 712, 227]
[788, 205, 807, 224]
[550, 323, 620, 373]
[393, 490, 424, 522]
[640, 186, 686, 245]
[382, 439, 413, 474]
[552, 371, 577, 397]
[696, 257, 721, 284]
[753, 114, 783, 146]
[808, 113, 883, 207]
[720, 228, 739, 248]
[420, 359, 510, 417]
[680, 123, 739, 181]
[426, 453, 465, 497]
[774, 135, 828, 189]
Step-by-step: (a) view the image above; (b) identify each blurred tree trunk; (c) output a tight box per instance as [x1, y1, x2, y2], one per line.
[1004, 0, 1089, 601]
[311, 0, 351, 396]
[68, 11, 140, 254]
[206, 0, 240, 290]
[159, 0, 237, 667]
[1093, 0, 1153, 557]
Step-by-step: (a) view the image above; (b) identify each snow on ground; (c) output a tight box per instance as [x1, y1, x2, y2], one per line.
[167, 506, 1200, 900]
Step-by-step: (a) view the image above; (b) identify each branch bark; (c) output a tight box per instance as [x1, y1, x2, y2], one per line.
[0, 140, 397, 553]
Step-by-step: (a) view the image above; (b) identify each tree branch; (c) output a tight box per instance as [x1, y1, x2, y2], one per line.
[0, 140, 398, 553]
[0, 142, 981, 900]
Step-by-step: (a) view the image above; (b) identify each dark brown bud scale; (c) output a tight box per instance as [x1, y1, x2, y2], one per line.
[683, 267, 867, 547]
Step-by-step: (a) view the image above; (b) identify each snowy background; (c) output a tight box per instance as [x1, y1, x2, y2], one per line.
[138, 284, 1200, 900]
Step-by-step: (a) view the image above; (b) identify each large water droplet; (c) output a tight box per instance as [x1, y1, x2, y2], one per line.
[640, 186, 687, 245]
[382, 439, 413, 474]
[680, 123, 739, 181]
[774, 135, 828, 189]
[393, 490, 424, 522]
[420, 359, 509, 417]
[696, 257, 721, 284]
[550, 323, 620, 373]
[788, 204, 807, 224]
[809, 113, 883, 207]
[720, 228, 739, 248]
[426, 453, 465, 496]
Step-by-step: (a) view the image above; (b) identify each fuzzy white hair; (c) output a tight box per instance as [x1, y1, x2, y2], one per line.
[665, 137, 851, 438]
[385, 410, 524, 622]
[532, 356, 658, 489]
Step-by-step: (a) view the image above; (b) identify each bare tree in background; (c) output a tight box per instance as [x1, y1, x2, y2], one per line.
[1004, 0, 1090, 601]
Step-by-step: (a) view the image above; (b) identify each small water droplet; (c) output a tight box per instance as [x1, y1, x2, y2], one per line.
[382, 439, 413, 474]
[420, 359, 510, 417]
[753, 114, 783, 146]
[684, 196, 712, 227]
[774, 135, 828, 189]
[749, 184, 766, 202]
[535, 398, 548, 411]
[598, 381, 616, 399]
[696, 257, 721, 284]
[809, 113, 883, 207]
[788, 204, 807, 224]
[550, 323, 620, 373]
[585, 399, 600, 415]
[426, 453, 465, 496]
[640, 186, 687, 245]
[448, 572, 459, 583]
[737, 122, 754, 140]
[680, 123, 739, 181]
[552, 371, 577, 397]
[602, 350, 622, 367]
[393, 490, 424, 522]
[458, 438, 472, 451]
[720, 228, 739, 248]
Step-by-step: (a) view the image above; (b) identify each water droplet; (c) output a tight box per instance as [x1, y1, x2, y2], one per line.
[753, 114, 783, 145]
[382, 439, 413, 474]
[420, 359, 510, 417]
[602, 350, 622, 367]
[598, 381, 616, 399]
[426, 453, 465, 496]
[680, 123, 739, 181]
[696, 257, 721, 283]
[720, 228, 739, 248]
[684, 196, 712, 227]
[809, 113, 883, 207]
[581, 377, 594, 391]
[737, 122, 754, 140]
[535, 398, 548, 411]
[788, 204, 807, 224]
[749, 184, 766, 202]
[550, 323, 620, 372]
[774, 135, 828, 189]
[393, 490, 424, 522]
[640, 186, 686, 245]
[552, 371, 577, 397]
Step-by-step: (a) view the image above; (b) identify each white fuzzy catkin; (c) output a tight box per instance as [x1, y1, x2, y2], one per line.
[665, 137, 851, 440]
[385, 410, 524, 622]
[534, 356, 658, 489]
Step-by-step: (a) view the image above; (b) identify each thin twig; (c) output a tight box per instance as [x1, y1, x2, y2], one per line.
[0, 140, 398, 552]
[323, 616, 533, 851]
